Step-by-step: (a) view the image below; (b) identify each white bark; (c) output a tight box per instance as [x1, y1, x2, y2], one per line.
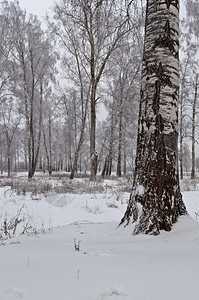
[121, 0, 187, 235]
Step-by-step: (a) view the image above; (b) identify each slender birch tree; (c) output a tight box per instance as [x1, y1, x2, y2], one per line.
[179, 55, 191, 180]
[120, 0, 187, 235]
[190, 73, 199, 179]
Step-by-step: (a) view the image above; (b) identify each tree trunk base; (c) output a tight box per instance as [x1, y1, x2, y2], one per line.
[120, 190, 187, 235]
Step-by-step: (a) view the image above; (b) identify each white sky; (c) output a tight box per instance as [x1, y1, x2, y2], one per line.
[18, 0, 54, 19]
[18, 0, 186, 20]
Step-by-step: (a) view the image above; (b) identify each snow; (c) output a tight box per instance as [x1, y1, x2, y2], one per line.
[135, 184, 145, 196]
[0, 176, 199, 300]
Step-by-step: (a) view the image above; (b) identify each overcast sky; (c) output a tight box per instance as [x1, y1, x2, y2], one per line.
[18, 0, 54, 19]
[18, 0, 186, 20]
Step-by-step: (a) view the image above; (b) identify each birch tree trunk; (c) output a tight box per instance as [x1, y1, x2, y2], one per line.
[117, 95, 124, 177]
[191, 74, 198, 179]
[101, 112, 116, 177]
[179, 58, 190, 180]
[120, 0, 187, 235]
[70, 104, 88, 179]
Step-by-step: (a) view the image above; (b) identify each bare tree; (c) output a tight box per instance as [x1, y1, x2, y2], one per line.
[190, 73, 199, 179]
[2, 1, 57, 178]
[180, 6, 199, 179]
[52, 0, 141, 180]
[0, 97, 21, 177]
[179, 54, 192, 180]
[101, 103, 118, 177]
[0, 3, 15, 105]
[100, 35, 142, 177]
[42, 92, 59, 176]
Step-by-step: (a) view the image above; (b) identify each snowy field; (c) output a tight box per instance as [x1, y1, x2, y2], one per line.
[0, 175, 199, 300]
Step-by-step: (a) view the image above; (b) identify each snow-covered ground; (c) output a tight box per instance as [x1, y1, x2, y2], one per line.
[0, 176, 199, 300]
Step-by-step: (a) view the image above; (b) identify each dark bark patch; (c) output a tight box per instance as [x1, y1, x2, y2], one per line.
[164, 20, 170, 34]
[153, 80, 161, 114]
[155, 114, 164, 133]
[165, 0, 178, 9]
[165, 0, 172, 9]
[153, 20, 177, 54]
[174, 51, 178, 59]
[152, 62, 172, 114]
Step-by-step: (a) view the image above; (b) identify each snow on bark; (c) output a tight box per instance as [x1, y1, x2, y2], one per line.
[120, 0, 187, 235]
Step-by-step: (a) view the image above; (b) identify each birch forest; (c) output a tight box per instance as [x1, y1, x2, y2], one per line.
[0, 0, 198, 180]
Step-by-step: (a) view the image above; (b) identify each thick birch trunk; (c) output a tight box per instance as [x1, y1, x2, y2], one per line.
[120, 0, 186, 235]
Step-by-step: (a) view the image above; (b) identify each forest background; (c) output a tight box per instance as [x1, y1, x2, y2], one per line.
[0, 0, 198, 181]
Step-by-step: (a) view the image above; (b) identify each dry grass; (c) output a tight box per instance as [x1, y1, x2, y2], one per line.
[2, 172, 198, 196]
[180, 178, 199, 191]
[0, 173, 132, 197]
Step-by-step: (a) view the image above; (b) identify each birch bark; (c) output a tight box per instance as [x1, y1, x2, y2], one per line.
[120, 0, 187, 235]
